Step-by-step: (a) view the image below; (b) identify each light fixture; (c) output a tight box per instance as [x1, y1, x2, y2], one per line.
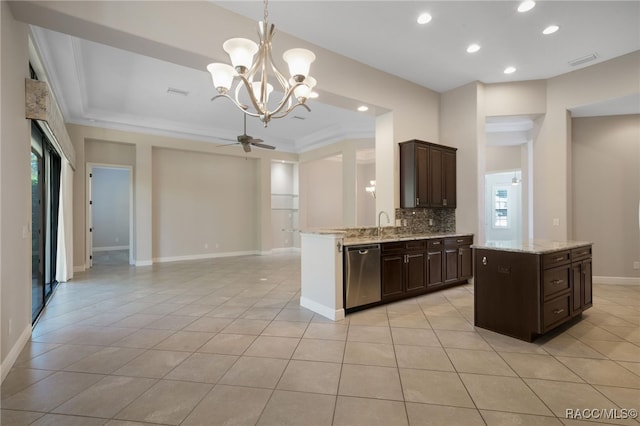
[466, 43, 481, 53]
[504, 66, 517, 74]
[543, 25, 559, 35]
[207, 0, 317, 127]
[417, 13, 432, 25]
[365, 180, 376, 198]
[517, 0, 536, 12]
[357, 105, 369, 112]
[512, 171, 520, 185]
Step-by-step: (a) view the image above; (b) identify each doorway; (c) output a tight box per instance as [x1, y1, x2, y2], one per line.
[87, 165, 134, 267]
[484, 170, 523, 242]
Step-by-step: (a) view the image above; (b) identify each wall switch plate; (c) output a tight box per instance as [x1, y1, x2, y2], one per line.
[634, 261, 640, 270]
[553, 218, 560, 226]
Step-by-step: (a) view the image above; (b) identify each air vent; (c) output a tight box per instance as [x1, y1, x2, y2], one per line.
[167, 87, 190, 96]
[291, 115, 306, 120]
[568, 53, 598, 67]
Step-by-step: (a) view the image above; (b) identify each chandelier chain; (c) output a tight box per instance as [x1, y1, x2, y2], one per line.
[263, 0, 269, 22]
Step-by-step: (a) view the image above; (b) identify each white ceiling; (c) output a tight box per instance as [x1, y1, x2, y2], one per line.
[29, 1, 640, 154]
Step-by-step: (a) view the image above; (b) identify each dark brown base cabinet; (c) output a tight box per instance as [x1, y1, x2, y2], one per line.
[379, 236, 473, 305]
[474, 245, 593, 342]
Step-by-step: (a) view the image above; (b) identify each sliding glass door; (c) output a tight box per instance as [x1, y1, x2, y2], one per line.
[31, 122, 61, 322]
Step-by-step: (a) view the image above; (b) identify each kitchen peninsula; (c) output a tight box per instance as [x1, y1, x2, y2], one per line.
[473, 240, 593, 342]
[300, 228, 474, 320]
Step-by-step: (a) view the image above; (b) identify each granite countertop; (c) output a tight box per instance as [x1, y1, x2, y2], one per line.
[472, 240, 592, 254]
[343, 232, 473, 246]
[301, 228, 474, 246]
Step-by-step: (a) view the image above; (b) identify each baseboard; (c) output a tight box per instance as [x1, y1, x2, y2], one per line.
[135, 260, 153, 267]
[153, 250, 259, 263]
[300, 296, 345, 321]
[594, 276, 640, 285]
[1, 325, 32, 383]
[271, 247, 301, 253]
[73, 265, 85, 273]
[93, 245, 129, 252]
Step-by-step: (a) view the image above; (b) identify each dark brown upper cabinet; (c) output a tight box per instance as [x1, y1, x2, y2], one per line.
[399, 140, 457, 209]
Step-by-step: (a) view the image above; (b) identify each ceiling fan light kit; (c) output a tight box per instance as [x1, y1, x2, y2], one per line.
[207, 0, 317, 127]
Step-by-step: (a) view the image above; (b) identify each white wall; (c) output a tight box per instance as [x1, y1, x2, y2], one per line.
[271, 162, 298, 250]
[572, 115, 640, 281]
[91, 167, 130, 250]
[0, 2, 32, 379]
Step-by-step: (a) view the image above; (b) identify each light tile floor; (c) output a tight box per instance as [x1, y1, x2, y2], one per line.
[2, 253, 639, 426]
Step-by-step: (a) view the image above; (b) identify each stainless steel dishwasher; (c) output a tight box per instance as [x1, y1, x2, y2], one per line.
[345, 244, 381, 309]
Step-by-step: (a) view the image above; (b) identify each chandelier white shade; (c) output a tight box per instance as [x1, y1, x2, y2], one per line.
[207, 1, 317, 126]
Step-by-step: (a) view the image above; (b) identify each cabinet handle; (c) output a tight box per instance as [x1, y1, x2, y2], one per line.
[459, 251, 463, 256]
[554, 256, 565, 262]
[457, 239, 464, 243]
[433, 242, 440, 246]
[553, 308, 565, 315]
[576, 251, 589, 256]
[551, 279, 565, 285]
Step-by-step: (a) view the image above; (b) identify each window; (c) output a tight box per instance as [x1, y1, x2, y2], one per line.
[493, 187, 510, 229]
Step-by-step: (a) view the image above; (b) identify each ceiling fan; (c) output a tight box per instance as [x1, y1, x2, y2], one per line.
[217, 114, 276, 153]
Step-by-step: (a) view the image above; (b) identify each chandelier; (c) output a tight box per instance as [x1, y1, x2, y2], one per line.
[207, 0, 317, 126]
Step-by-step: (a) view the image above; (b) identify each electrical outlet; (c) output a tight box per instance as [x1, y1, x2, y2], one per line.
[204, 243, 209, 249]
[634, 261, 640, 270]
[428, 218, 434, 226]
[553, 218, 560, 226]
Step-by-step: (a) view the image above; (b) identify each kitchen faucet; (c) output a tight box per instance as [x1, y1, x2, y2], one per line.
[377, 210, 390, 236]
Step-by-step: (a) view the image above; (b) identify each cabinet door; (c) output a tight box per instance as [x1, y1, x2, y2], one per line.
[429, 147, 443, 206]
[458, 246, 472, 279]
[443, 150, 456, 208]
[571, 263, 582, 313]
[381, 255, 404, 299]
[406, 252, 427, 293]
[445, 248, 459, 283]
[416, 144, 429, 207]
[582, 259, 592, 307]
[427, 251, 443, 287]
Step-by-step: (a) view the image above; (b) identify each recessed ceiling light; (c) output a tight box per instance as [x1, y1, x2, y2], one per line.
[466, 43, 481, 53]
[357, 105, 369, 112]
[517, 0, 536, 12]
[309, 92, 319, 99]
[504, 66, 517, 74]
[543, 25, 559, 35]
[417, 13, 432, 25]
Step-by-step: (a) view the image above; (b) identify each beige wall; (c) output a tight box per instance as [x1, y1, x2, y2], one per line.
[572, 115, 640, 280]
[0, 2, 31, 378]
[485, 145, 522, 172]
[299, 156, 343, 229]
[152, 148, 258, 260]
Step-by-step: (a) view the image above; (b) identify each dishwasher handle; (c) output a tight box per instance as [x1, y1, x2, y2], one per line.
[346, 244, 381, 255]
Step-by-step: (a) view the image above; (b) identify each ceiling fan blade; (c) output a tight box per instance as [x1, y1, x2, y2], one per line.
[215, 142, 239, 148]
[241, 142, 252, 153]
[252, 142, 276, 150]
[248, 137, 264, 143]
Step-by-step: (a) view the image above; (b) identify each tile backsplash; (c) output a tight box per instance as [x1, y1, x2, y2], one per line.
[395, 208, 456, 234]
[338, 208, 456, 239]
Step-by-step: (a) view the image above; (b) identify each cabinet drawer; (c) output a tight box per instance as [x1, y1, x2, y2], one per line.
[381, 241, 404, 254]
[543, 295, 571, 329]
[543, 266, 570, 298]
[427, 239, 443, 251]
[542, 250, 570, 269]
[405, 240, 427, 251]
[445, 236, 473, 248]
[571, 246, 592, 261]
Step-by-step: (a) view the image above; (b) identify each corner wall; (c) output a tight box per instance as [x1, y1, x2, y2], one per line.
[572, 114, 640, 282]
[1, 2, 32, 380]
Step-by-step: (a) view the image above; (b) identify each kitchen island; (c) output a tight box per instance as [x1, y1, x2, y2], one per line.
[300, 229, 474, 320]
[473, 240, 593, 342]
